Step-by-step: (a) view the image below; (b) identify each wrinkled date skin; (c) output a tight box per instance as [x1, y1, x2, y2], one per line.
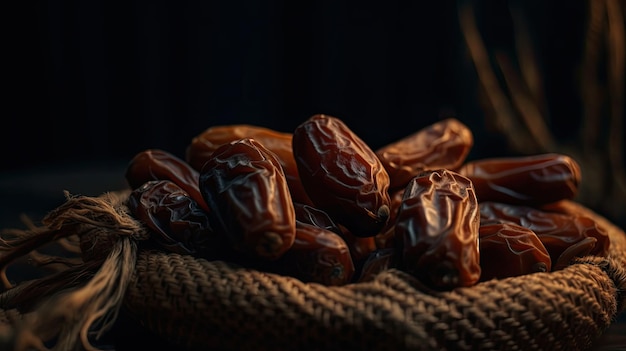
[458, 153, 581, 206]
[186, 124, 313, 205]
[199, 138, 296, 261]
[394, 169, 481, 289]
[127, 180, 223, 258]
[125, 149, 210, 213]
[264, 221, 355, 286]
[293, 202, 376, 265]
[292, 114, 391, 237]
[376, 118, 474, 191]
[478, 220, 552, 281]
[479, 201, 610, 269]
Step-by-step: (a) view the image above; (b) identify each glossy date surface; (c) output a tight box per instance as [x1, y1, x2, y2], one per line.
[394, 169, 481, 289]
[186, 124, 313, 205]
[479, 201, 610, 269]
[125, 148, 210, 213]
[478, 220, 551, 281]
[265, 221, 355, 286]
[199, 138, 296, 261]
[458, 153, 581, 206]
[376, 118, 473, 191]
[292, 114, 391, 237]
[127, 180, 220, 258]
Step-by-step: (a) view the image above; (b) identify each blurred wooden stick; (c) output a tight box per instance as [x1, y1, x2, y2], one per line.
[457, 1, 540, 153]
[606, 0, 626, 197]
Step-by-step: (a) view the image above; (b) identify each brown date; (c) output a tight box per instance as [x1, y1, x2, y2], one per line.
[457, 153, 581, 206]
[263, 221, 355, 286]
[293, 202, 376, 266]
[375, 118, 474, 191]
[479, 201, 610, 269]
[478, 219, 552, 281]
[127, 180, 223, 258]
[186, 124, 313, 205]
[199, 138, 296, 261]
[292, 114, 391, 237]
[125, 148, 210, 213]
[394, 169, 481, 289]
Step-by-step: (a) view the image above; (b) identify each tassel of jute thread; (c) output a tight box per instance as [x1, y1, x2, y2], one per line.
[0, 190, 148, 351]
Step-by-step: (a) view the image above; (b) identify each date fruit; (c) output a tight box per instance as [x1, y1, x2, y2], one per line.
[457, 153, 581, 206]
[394, 169, 481, 289]
[479, 201, 610, 269]
[199, 138, 296, 260]
[292, 114, 391, 237]
[127, 180, 222, 258]
[125, 149, 210, 213]
[264, 221, 355, 286]
[186, 124, 313, 205]
[376, 118, 473, 191]
[478, 219, 552, 281]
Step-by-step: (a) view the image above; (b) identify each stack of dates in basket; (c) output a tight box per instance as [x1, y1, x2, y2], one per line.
[124, 114, 610, 291]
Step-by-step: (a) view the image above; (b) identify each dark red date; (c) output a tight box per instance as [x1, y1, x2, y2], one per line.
[127, 180, 223, 258]
[479, 201, 610, 269]
[478, 219, 552, 281]
[457, 153, 581, 206]
[265, 221, 355, 286]
[292, 114, 391, 237]
[199, 138, 296, 261]
[293, 202, 376, 267]
[186, 124, 313, 205]
[125, 149, 210, 213]
[394, 169, 481, 289]
[376, 118, 473, 191]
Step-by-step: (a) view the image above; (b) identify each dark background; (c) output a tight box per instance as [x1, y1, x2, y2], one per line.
[2, 0, 624, 221]
[4, 0, 589, 168]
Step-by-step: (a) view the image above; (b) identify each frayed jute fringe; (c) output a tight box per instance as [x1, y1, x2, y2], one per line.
[0, 190, 145, 351]
[0, 191, 625, 350]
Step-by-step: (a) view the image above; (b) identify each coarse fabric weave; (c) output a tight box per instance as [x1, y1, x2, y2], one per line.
[1, 191, 625, 351]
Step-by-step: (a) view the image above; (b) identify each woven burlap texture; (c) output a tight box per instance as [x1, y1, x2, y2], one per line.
[1, 191, 626, 351]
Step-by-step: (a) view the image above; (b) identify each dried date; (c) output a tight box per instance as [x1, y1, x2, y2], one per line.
[479, 201, 610, 269]
[127, 180, 223, 258]
[457, 153, 581, 206]
[125, 149, 210, 213]
[292, 114, 391, 237]
[394, 169, 481, 289]
[478, 219, 551, 281]
[293, 202, 375, 267]
[186, 124, 313, 205]
[376, 118, 473, 191]
[199, 138, 296, 260]
[263, 221, 355, 286]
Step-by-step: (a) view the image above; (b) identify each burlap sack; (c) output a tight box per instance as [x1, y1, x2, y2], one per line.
[0, 190, 625, 351]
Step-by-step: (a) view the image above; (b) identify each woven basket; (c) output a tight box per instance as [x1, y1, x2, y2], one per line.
[1, 190, 625, 351]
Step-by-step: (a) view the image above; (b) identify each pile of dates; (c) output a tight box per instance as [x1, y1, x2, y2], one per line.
[124, 114, 610, 290]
